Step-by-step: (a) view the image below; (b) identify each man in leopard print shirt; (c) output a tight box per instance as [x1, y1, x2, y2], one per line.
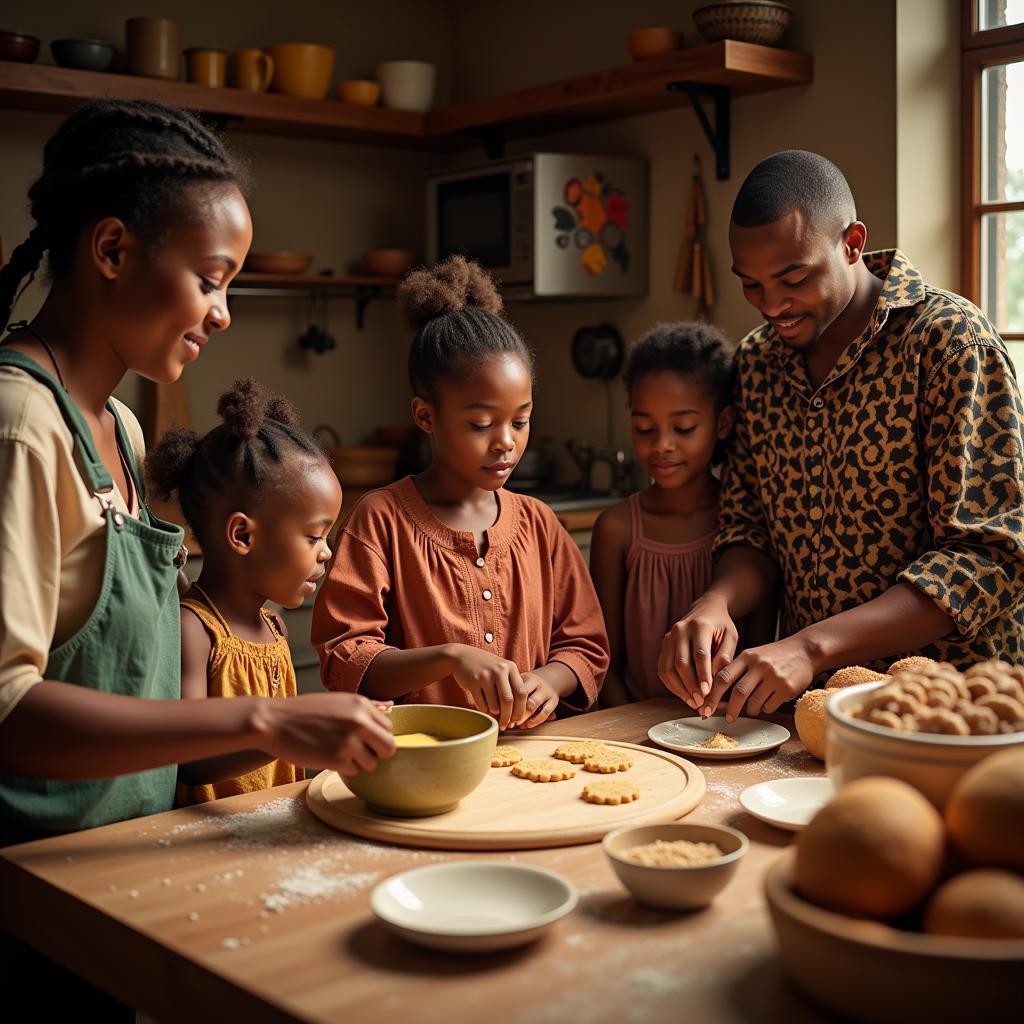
[659, 150, 1024, 721]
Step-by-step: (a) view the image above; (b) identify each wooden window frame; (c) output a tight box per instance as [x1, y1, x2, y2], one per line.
[962, 0, 1024, 340]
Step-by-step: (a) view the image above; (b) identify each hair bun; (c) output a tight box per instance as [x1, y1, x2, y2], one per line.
[398, 254, 503, 331]
[217, 377, 268, 440]
[144, 426, 200, 501]
[264, 394, 301, 429]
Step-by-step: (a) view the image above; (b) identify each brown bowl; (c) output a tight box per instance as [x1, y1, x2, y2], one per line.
[361, 248, 416, 277]
[0, 31, 40, 63]
[627, 27, 683, 60]
[244, 251, 313, 275]
[693, 2, 792, 46]
[338, 78, 380, 106]
[765, 851, 1024, 1024]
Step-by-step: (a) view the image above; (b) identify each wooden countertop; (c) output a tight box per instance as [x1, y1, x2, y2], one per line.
[0, 700, 833, 1023]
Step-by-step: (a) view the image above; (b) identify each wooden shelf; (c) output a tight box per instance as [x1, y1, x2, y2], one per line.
[0, 41, 811, 153]
[0, 61, 428, 146]
[430, 41, 811, 142]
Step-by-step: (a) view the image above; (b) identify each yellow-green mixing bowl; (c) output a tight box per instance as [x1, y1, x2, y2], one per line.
[346, 704, 497, 817]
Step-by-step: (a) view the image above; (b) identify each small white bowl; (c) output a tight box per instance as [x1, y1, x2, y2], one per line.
[739, 777, 834, 832]
[602, 822, 748, 910]
[827, 682, 1023, 808]
[370, 861, 577, 952]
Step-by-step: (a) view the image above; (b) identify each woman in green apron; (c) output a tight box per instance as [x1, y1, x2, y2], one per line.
[0, 100, 393, 1019]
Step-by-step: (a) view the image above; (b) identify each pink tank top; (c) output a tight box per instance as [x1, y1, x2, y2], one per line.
[623, 492, 717, 700]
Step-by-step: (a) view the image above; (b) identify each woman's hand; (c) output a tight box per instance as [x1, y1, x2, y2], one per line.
[448, 645, 529, 729]
[699, 635, 816, 722]
[255, 692, 395, 776]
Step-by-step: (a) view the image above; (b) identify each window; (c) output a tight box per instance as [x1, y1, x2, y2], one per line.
[963, 1, 1024, 364]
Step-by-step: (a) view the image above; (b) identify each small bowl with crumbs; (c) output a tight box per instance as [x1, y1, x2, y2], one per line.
[602, 822, 748, 910]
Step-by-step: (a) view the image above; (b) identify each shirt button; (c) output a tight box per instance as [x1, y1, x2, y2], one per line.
[484, 632, 494, 644]
[475, 557, 485, 568]
[482, 589, 493, 601]
[812, 396, 824, 409]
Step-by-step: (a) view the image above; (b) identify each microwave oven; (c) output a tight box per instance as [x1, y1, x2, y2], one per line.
[426, 152, 647, 298]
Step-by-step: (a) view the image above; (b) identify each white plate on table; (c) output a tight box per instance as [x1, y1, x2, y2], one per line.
[370, 861, 577, 953]
[739, 777, 834, 832]
[647, 716, 790, 759]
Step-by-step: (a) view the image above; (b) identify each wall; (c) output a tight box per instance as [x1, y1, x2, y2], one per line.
[0, 0, 452, 437]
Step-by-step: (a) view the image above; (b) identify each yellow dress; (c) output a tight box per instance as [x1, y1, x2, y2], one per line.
[176, 586, 299, 805]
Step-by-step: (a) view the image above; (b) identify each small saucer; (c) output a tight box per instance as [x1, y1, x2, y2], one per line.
[647, 716, 790, 759]
[739, 777, 834, 831]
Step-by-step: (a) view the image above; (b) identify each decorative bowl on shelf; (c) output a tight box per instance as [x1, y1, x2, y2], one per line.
[693, 2, 792, 46]
[361, 248, 416, 277]
[243, 251, 314, 275]
[267, 42, 335, 100]
[627, 27, 683, 60]
[337, 78, 380, 106]
[50, 39, 116, 72]
[0, 31, 40, 63]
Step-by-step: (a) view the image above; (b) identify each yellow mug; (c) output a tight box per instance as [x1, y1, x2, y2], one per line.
[230, 48, 273, 91]
[185, 48, 226, 88]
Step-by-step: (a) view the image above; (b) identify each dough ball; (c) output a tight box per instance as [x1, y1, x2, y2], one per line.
[795, 688, 829, 760]
[923, 870, 1024, 939]
[795, 776, 945, 919]
[888, 656, 937, 676]
[825, 666, 888, 689]
[945, 748, 1024, 872]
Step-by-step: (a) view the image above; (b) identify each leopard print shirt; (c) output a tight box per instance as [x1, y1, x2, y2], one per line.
[714, 249, 1024, 669]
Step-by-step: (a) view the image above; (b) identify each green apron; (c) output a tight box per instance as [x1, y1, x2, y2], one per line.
[0, 350, 185, 845]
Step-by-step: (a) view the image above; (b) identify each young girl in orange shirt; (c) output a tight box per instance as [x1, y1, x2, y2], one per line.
[313, 256, 609, 729]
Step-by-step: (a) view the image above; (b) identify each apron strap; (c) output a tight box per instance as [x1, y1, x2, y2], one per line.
[0, 349, 114, 495]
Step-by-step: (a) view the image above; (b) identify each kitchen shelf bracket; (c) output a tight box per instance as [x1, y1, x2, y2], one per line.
[354, 285, 382, 330]
[460, 125, 507, 160]
[666, 81, 731, 180]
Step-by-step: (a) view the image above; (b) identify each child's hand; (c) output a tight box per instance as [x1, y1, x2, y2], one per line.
[512, 672, 560, 729]
[658, 595, 739, 708]
[259, 692, 395, 776]
[447, 645, 529, 730]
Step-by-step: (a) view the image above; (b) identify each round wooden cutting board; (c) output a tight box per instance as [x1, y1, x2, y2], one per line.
[305, 735, 706, 850]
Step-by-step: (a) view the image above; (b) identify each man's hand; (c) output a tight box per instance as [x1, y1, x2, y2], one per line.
[699, 635, 817, 722]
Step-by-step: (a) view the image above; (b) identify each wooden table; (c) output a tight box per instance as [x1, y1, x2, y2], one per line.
[0, 700, 834, 1023]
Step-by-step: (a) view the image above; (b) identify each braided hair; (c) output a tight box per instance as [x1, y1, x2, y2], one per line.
[145, 378, 323, 546]
[1, 99, 245, 325]
[399, 255, 534, 401]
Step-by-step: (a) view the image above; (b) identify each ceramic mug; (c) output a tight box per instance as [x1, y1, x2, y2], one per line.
[230, 48, 273, 91]
[185, 48, 226, 87]
[268, 42, 335, 100]
[376, 60, 436, 112]
[125, 17, 180, 80]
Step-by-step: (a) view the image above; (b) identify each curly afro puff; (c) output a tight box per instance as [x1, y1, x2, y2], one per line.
[145, 378, 321, 545]
[399, 254, 533, 401]
[623, 320, 736, 411]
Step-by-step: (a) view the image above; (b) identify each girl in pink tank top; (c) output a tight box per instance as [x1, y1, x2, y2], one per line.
[591, 321, 771, 704]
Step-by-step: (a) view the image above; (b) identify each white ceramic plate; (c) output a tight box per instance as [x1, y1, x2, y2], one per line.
[370, 861, 577, 953]
[739, 777, 834, 832]
[647, 716, 790, 759]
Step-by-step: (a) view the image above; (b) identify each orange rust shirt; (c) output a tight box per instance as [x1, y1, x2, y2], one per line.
[715, 249, 1024, 668]
[312, 476, 609, 710]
